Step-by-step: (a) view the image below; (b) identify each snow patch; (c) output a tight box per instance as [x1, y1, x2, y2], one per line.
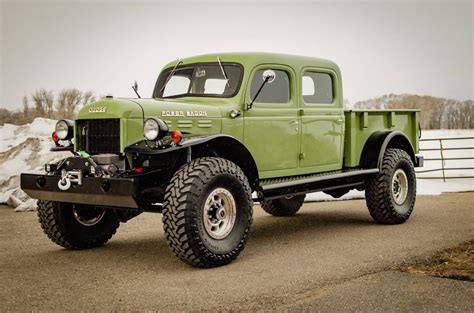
[0, 118, 70, 211]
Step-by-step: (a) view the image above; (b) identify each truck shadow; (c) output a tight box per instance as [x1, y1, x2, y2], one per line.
[30, 209, 375, 272]
[249, 210, 373, 242]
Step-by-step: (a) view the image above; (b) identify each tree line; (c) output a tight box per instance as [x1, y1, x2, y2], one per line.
[353, 94, 473, 129]
[0, 89, 96, 125]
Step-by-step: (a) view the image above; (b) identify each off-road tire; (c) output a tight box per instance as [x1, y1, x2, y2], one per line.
[37, 200, 120, 249]
[162, 157, 253, 268]
[261, 195, 306, 216]
[365, 148, 416, 224]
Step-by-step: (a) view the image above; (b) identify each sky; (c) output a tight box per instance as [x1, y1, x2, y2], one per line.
[1, 0, 473, 110]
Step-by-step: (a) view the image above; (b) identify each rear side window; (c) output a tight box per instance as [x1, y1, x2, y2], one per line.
[302, 72, 333, 104]
[250, 70, 290, 103]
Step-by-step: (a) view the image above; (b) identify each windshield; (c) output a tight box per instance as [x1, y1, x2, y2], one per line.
[153, 63, 243, 98]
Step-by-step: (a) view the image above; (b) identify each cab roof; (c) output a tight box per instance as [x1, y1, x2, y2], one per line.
[162, 52, 341, 75]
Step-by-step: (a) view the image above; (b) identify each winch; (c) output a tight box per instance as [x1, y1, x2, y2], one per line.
[51, 154, 125, 191]
[58, 169, 82, 190]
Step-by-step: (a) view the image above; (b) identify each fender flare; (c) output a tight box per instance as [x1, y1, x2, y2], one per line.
[360, 131, 416, 170]
[124, 135, 260, 188]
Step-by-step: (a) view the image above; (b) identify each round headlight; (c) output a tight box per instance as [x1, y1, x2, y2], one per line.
[144, 118, 168, 141]
[55, 120, 72, 140]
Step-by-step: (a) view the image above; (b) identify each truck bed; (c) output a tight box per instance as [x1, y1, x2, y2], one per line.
[343, 109, 420, 168]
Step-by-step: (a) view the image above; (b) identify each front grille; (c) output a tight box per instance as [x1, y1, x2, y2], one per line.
[76, 119, 120, 154]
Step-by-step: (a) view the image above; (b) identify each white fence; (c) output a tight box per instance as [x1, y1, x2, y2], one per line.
[416, 135, 474, 181]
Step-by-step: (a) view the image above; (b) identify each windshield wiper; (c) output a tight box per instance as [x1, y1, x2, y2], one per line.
[160, 60, 183, 93]
[217, 57, 231, 88]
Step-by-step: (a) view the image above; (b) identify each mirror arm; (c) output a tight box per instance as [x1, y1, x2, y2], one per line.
[132, 80, 141, 98]
[246, 78, 269, 111]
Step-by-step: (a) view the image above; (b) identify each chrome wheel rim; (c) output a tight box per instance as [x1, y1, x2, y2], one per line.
[203, 188, 236, 240]
[392, 169, 408, 205]
[72, 206, 106, 226]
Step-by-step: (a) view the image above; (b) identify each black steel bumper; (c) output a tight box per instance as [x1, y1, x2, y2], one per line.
[21, 173, 139, 209]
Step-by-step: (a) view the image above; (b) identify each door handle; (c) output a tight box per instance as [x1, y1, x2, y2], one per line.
[336, 118, 343, 125]
[289, 120, 299, 125]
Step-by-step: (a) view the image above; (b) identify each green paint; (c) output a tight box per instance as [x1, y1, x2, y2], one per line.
[75, 52, 419, 179]
[77, 150, 90, 158]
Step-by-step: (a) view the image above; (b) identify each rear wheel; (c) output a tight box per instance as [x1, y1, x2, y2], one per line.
[261, 195, 306, 216]
[37, 200, 120, 249]
[162, 157, 253, 268]
[365, 148, 416, 224]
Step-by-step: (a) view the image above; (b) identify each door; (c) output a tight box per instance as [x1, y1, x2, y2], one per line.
[243, 65, 300, 179]
[299, 69, 344, 172]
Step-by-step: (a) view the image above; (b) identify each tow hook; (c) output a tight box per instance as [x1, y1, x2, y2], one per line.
[58, 169, 82, 191]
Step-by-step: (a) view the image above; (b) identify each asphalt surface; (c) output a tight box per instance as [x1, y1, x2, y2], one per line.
[284, 271, 474, 312]
[1, 192, 473, 311]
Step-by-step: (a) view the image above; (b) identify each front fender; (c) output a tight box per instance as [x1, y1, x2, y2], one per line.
[124, 134, 259, 189]
[124, 134, 229, 155]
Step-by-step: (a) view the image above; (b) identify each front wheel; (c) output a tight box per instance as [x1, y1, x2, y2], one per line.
[162, 157, 253, 268]
[365, 148, 416, 224]
[37, 201, 120, 249]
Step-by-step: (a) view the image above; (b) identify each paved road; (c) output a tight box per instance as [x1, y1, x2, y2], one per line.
[1, 193, 473, 311]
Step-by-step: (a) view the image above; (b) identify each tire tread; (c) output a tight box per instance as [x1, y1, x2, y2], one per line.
[162, 157, 253, 268]
[365, 148, 416, 224]
[37, 200, 119, 249]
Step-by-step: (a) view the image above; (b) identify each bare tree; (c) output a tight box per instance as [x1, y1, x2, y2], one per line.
[82, 91, 95, 106]
[56, 90, 68, 118]
[55, 89, 83, 119]
[21, 95, 30, 124]
[32, 89, 54, 118]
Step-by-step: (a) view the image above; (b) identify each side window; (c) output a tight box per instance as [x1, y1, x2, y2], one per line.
[250, 69, 289, 103]
[302, 72, 333, 104]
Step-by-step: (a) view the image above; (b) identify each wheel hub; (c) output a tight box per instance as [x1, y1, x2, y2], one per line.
[72, 205, 106, 226]
[392, 169, 408, 205]
[203, 188, 236, 240]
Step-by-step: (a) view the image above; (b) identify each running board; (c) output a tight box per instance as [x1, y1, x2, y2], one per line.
[259, 168, 379, 200]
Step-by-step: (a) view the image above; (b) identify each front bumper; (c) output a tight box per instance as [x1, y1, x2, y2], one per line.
[21, 173, 139, 209]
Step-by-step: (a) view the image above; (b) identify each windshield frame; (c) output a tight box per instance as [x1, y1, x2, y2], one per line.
[152, 62, 244, 99]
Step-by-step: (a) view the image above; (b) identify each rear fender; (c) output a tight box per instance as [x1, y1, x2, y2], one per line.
[360, 131, 416, 169]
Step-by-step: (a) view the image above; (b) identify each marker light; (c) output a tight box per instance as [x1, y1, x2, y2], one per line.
[52, 131, 59, 146]
[170, 130, 182, 145]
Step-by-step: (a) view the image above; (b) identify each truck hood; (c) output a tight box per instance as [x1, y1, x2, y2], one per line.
[78, 98, 223, 120]
[77, 98, 224, 148]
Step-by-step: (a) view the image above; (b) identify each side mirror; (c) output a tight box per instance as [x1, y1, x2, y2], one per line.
[132, 80, 141, 98]
[246, 69, 276, 111]
[262, 70, 276, 83]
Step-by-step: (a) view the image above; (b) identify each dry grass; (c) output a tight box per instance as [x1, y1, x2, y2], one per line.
[401, 240, 474, 281]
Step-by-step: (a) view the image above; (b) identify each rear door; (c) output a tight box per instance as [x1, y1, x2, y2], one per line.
[299, 68, 344, 172]
[243, 65, 300, 178]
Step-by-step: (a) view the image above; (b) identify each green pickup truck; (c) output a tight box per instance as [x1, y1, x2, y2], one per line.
[21, 52, 423, 268]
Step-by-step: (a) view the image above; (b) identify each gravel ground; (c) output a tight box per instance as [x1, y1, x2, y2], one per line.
[1, 192, 473, 311]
